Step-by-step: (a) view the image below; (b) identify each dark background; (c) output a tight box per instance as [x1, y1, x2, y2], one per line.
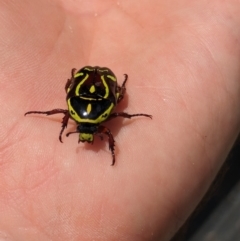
[171, 136, 240, 241]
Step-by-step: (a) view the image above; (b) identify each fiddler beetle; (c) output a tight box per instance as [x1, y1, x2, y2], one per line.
[25, 66, 152, 165]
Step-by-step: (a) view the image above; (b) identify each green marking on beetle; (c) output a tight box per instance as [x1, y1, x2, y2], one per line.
[107, 75, 116, 81]
[86, 103, 92, 114]
[89, 85, 96, 93]
[101, 75, 109, 98]
[98, 69, 109, 72]
[84, 67, 94, 71]
[80, 96, 102, 101]
[75, 73, 89, 96]
[74, 72, 84, 78]
[80, 133, 93, 142]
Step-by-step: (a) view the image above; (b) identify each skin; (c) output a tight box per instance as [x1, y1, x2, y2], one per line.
[0, 0, 239, 240]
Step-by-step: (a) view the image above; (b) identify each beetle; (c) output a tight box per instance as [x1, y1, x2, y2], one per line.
[25, 66, 152, 165]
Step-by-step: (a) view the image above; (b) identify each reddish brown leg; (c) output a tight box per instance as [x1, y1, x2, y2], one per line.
[117, 74, 128, 103]
[66, 130, 84, 144]
[106, 112, 152, 122]
[97, 125, 116, 166]
[59, 112, 70, 142]
[24, 109, 69, 143]
[65, 68, 77, 92]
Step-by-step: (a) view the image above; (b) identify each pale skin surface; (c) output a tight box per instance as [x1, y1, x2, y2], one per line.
[0, 0, 239, 240]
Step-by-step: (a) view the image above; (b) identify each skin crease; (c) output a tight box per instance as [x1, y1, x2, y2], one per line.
[0, 0, 239, 240]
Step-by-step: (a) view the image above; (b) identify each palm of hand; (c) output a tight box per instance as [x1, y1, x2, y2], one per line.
[0, 1, 239, 241]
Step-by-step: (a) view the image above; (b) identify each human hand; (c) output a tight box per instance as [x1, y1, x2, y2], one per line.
[0, 1, 239, 240]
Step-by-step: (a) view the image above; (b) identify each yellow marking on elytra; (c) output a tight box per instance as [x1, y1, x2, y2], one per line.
[87, 103, 92, 114]
[107, 75, 116, 81]
[84, 67, 94, 71]
[75, 73, 89, 96]
[89, 85, 96, 93]
[101, 76, 109, 98]
[80, 96, 102, 101]
[67, 98, 114, 124]
[74, 72, 84, 78]
[67, 99, 81, 122]
[98, 69, 109, 72]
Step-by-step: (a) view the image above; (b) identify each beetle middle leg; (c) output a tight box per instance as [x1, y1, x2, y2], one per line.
[25, 109, 70, 143]
[106, 112, 152, 122]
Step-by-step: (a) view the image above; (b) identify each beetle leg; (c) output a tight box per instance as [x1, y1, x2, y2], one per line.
[117, 74, 128, 103]
[97, 125, 115, 166]
[66, 130, 79, 139]
[65, 68, 77, 92]
[25, 109, 69, 143]
[59, 112, 70, 143]
[65, 79, 71, 92]
[106, 112, 152, 122]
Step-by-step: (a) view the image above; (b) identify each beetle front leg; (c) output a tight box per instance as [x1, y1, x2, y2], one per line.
[117, 74, 128, 103]
[97, 125, 116, 166]
[65, 68, 77, 92]
[25, 109, 69, 143]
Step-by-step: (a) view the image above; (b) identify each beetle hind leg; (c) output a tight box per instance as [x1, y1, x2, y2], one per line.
[97, 125, 116, 166]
